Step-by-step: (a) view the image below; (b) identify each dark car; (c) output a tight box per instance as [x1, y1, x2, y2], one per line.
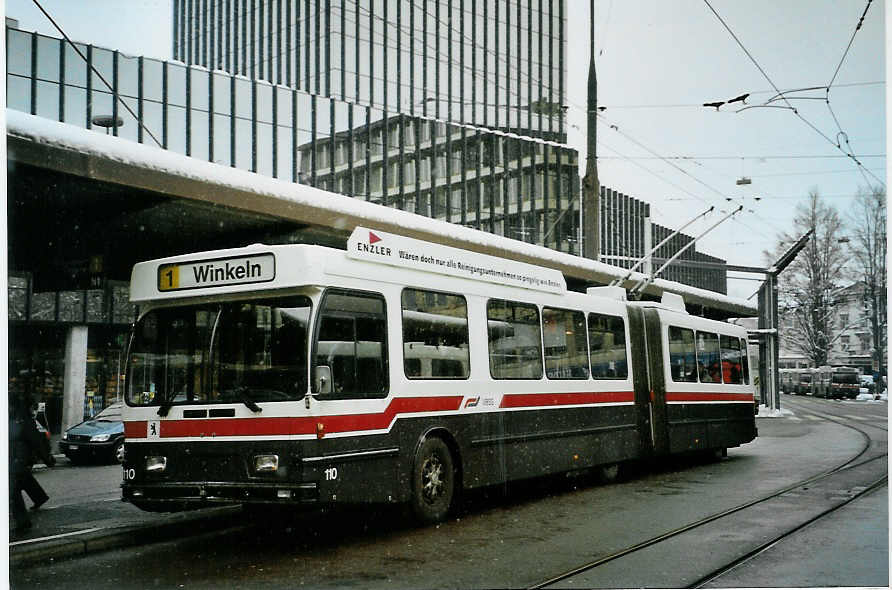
[59, 403, 125, 464]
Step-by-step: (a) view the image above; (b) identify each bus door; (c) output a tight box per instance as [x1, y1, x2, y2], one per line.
[627, 307, 670, 457]
[643, 308, 670, 455]
[309, 288, 394, 502]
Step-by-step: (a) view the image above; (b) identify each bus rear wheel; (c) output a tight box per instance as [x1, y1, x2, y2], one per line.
[411, 437, 455, 524]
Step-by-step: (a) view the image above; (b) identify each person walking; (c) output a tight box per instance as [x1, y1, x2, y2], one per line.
[9, 397, 55, 531]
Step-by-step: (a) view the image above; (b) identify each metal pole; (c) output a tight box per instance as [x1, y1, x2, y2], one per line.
[581, 0, 599, 260]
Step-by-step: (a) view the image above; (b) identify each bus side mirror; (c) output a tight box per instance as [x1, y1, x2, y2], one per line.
[314, 366, 332, 394]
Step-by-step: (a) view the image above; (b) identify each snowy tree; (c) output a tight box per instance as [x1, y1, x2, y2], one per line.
[770, 191, 848, 367]
[844, 186, 887, 375]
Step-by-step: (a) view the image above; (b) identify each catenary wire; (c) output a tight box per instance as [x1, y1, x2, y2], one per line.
[703, 0, 885, 189]
[30, 0, 164, 148]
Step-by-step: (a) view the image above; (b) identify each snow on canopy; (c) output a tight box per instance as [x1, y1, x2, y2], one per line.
[6, 109, 757, 317]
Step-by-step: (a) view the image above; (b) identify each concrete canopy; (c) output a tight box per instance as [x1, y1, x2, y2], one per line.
[7, 111, 756, 318]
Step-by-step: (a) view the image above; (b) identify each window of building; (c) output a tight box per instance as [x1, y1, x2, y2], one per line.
[669, 326, 697, 382]
[543, 307, 589, 379]
[313, 290, 388, 399]
[370, 129, 383, 155]
[370, 164, 383, 192]
[588, 313, 628, 379]
[401, 289, 470, 379]
[487, 299, 543, 379]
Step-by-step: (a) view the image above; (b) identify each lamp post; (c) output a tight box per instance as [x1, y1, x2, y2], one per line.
[91, 115, 124, 135]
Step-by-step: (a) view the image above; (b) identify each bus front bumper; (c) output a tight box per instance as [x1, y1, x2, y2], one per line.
[122, 481, 319, 511]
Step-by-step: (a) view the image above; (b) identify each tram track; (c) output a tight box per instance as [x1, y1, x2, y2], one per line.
[528, 406, 887, 589]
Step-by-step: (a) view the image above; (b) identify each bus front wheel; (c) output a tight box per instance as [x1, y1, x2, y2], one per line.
[411, 437, 455, 524]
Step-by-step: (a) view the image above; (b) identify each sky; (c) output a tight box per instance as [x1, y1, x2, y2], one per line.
[6, 0, 887, 300]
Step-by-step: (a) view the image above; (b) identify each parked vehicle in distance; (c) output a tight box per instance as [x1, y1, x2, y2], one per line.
[59, 403, 125, 464]
[779, 368, 817, 395]
[814, 366, 861, 399]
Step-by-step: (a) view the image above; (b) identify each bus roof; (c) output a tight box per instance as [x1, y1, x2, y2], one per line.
[130, 227, 568, 304]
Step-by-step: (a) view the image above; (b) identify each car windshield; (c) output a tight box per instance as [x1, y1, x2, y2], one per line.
[95, 404, 123, 421]
[125, 297, 312, 406]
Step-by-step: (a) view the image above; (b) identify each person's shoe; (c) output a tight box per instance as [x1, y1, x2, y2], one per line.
[30, 498, 47, 511]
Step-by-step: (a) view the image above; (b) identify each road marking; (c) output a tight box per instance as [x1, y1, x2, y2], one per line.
[842, 414, 867, 421]
[39, 496, 120, 511]
[10, 527, 102, 546]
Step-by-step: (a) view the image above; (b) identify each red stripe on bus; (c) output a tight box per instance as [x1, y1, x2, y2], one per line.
[124, 396, 465, 439]
[161, 416, 294, 437]
[124, 421, 147, 438]
[499, 391, 635, 408]
[665, 392, 754, 402]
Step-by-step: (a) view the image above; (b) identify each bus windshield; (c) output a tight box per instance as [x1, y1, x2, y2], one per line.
[126, 297, 312, 406]
[832, 372, 859, 384]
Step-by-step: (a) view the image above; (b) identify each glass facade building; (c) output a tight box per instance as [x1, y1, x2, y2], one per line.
[172, 0, 567, 138]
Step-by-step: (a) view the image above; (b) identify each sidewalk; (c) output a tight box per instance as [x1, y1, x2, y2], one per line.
[9, 456, 242, 567]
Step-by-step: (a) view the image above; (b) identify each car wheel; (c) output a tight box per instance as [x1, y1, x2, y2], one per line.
[112, 440, 125, 464]
[411, 437, 455, 524]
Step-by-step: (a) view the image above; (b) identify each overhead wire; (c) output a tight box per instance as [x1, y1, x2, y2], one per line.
[566, 97, 788, 241]
[591, 110, 786, 238]
[824, 0, 877, 189]
[30, 0, 164, 148]
[703, 0, 885, 189]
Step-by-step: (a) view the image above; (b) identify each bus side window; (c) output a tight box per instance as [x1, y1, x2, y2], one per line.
[487, 299, 543, 380]
[314, 290, 388, 399]
[720, 334, 743, 384]
[695, 331, 720, 383]
[543, 307, 589, 379]
[668, 326, 697, 383]
[739, 337, 750, 384]
[401, 288, 470, 379]
[588, 313, 628, 379]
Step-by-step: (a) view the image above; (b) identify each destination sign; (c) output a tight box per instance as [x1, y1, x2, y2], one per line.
[158, 253, 276, 292]
[346, 227, 566, 293]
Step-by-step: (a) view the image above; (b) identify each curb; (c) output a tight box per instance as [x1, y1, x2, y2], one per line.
[10, 505, 243, 567]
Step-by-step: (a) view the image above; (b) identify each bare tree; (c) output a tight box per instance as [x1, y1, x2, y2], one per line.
[845, 186, 887, 376]
[770, 191, 848, 367]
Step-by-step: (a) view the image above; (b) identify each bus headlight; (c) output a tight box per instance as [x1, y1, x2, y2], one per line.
[254, 454, 279, 473]
[145, 456, 167, 473]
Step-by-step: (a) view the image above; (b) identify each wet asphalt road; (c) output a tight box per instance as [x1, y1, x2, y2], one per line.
[11, 396, 887, 589]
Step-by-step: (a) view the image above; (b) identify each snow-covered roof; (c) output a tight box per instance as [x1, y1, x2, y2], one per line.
[6, 109, 757, 317]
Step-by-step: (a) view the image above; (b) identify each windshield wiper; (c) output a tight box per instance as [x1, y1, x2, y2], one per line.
[224, 386, 263, 413]
[157, 396, 175, 417]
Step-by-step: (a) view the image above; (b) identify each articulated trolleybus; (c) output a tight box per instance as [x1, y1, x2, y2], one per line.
[122, 227, 757, 522]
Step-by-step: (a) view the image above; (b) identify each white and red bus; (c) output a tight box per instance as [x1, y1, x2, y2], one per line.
[121, 227, 757, 522]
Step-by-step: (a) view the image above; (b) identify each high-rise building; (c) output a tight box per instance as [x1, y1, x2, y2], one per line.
[171, 0, 583, 253]
[172, 0, 567, 139]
